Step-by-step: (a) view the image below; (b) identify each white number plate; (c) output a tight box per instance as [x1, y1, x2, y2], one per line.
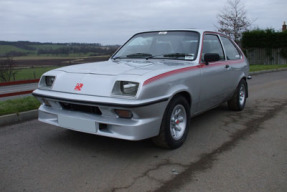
[58, 115, 98, 134]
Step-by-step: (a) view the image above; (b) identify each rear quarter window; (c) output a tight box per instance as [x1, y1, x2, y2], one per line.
[221, 37, 242, 60]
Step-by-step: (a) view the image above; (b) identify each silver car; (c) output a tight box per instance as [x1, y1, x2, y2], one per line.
[33, 29, 249, 149]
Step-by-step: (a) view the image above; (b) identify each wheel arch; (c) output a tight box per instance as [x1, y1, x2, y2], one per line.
[241, 76, 248, 98]
[170, 91, 192, 107]
[234, 75, 248, 98]
[153, 90, 192, 149]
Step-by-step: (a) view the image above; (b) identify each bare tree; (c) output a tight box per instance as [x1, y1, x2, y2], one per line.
[217, 0, 251, 43]
[0, 56, 17, 82]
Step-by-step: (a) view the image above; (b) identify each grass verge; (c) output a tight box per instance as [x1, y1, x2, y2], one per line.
[0, 96, 40, 116]
[249, 64, 287, 72]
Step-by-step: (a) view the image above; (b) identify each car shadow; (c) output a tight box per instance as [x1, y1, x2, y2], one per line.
[43, 103, 233, 157]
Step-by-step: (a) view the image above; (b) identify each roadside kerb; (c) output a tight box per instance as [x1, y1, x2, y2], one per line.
[0, 68, 287, 127]
[0, 109, 38, 127]
[249, 67, 287, 76]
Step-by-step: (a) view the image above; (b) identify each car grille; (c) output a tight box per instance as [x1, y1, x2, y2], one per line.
[60, 102, 102, 115]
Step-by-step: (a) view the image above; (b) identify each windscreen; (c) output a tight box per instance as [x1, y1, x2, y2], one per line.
[113, 31, 200, 61]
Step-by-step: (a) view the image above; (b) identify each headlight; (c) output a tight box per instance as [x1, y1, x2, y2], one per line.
[113, 81, 139, 96]
[45, 76, 55, 87]
[120, 81, 139, 95]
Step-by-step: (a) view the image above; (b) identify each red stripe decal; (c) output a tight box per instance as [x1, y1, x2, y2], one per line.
[143, 65, 201, 86]
[143, 59, 244, 86]
[0, 90, 34, 98]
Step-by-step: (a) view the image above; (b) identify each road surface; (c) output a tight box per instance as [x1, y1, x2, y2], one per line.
[0, 71, 286, 192]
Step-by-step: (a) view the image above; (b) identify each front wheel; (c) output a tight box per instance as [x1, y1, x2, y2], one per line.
[152, 96, 190, 149]
[228, 79, 247, 111]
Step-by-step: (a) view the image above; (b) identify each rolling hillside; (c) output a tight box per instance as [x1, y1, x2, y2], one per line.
[0, 41, 119, 57]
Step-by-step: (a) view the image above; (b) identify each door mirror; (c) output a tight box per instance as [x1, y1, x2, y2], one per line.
[204, 53, 220, 65]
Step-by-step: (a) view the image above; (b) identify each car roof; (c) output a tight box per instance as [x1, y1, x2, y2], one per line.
[135, 29, 223, 35]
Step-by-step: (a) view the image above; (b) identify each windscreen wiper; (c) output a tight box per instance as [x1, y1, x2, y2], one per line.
[146, 53, 189, 60]
[126, 53, 152, 58]
[113, 56, 126, 60]
[163, 53, 187, 58]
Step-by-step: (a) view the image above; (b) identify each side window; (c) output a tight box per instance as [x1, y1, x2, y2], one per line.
[221, 37, 241, 60]
[202, 34, 225, 62]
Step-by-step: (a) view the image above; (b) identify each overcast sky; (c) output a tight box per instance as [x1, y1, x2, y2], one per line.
[0, 0, 286, 45]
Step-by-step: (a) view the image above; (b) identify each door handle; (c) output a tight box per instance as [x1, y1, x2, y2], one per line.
[225, 65, 231, 70]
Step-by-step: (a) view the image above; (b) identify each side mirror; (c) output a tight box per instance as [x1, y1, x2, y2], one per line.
[204, 53, 220, 65]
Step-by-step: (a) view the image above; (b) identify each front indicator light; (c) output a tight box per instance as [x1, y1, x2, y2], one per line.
[42, 98, 51, 107]
[115, 109, 133, 119]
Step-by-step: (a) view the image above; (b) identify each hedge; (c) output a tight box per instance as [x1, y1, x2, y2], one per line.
[242, 29, 287, 48]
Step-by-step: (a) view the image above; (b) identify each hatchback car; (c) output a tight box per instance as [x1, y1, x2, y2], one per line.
[33, 29, 249, 149]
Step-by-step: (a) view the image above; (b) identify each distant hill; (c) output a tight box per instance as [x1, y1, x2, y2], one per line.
[0, 41, 120, 57]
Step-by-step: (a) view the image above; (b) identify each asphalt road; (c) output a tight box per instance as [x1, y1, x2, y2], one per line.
[1, 71, 287, 192]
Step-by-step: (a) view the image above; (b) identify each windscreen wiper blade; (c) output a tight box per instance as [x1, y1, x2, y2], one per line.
[126, 53, 152, 58]
[163, 53, 187, 58]
[113, 56, 126, 60]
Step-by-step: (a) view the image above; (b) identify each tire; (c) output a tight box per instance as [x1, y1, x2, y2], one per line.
[228, 79, 247, 111]
[152, 96, 190, 149]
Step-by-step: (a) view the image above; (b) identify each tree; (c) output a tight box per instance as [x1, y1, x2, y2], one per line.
[0, 56, 17, 82]
[216, 0, 251, 43]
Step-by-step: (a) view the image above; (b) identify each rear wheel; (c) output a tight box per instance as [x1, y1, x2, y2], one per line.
[228, 79, 247, 111]
[152, 96, 190, 149]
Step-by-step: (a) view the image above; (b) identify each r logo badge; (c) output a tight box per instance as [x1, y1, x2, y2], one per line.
[74, 83, 84, 91]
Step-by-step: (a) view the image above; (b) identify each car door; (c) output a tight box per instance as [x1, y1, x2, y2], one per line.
[199, 33, 231, 111]
[220, 36, 244, 94]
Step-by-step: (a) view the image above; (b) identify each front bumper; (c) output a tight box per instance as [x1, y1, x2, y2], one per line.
[33, 89, 169, 141]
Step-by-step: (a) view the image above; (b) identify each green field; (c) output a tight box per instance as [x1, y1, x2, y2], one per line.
[14, 66, 59, 80]
[0, 45, 27, 53]
[14, 64, 287, 80]
[1, 64, 286, 83]
[0, 66, 58, 82]
[1, 64, 287, 116]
